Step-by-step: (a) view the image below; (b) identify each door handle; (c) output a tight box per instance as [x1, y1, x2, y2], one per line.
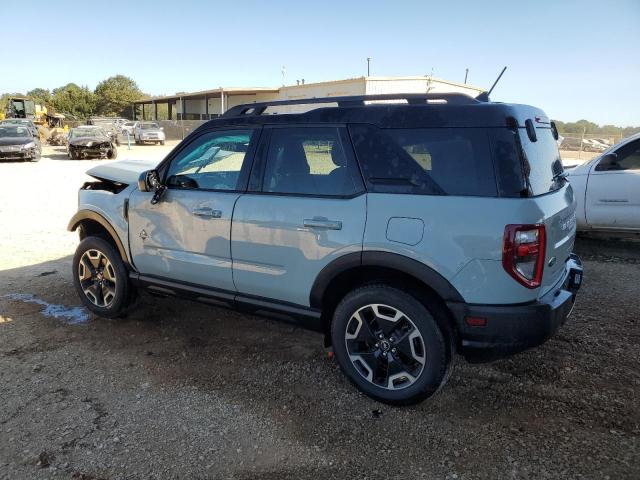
[192, 207, 222, 218]
[303, 218, 342, 230]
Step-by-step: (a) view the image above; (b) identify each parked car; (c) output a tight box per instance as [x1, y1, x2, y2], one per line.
[0, 118, 39, 137]
[0, 124, 41, 161]
[87, 118, 121, 146]
[119, 121, 137, 136]
[68, 93, 583, 405]
[582, 138, 607, 152]
[568, 133, 640, 231]
[134, 121, 165, 145]
[67, 126, 117, 160]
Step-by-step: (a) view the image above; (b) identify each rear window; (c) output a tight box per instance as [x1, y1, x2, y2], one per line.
[518, 127, 565, 196]
[349, 125, 498, 197]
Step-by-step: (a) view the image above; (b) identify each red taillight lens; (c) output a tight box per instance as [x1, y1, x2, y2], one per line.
[502, 224, 546, 288]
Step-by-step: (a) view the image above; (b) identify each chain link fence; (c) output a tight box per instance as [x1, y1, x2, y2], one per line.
[558, 132, 624, 161]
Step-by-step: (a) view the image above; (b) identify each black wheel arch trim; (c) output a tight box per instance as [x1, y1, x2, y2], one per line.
[309, 250, 465, 308]
[67, 210, 131, 268]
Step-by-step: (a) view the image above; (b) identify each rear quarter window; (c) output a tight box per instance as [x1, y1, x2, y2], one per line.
[518, 127, 565, 196]
[348, 125, 498, 197]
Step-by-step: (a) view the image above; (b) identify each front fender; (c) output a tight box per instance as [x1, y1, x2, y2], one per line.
[68, 209, 131, 267]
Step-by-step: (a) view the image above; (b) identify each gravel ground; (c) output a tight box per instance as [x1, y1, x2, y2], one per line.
[1, 147, 638, 479]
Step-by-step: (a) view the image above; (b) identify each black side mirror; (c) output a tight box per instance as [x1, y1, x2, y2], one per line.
[137, 169, 162, 192]
[595, 153, 619, 171]
[138, 170, 167, 204]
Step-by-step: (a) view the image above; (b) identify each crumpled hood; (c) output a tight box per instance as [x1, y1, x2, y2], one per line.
[86, 159, 159, 184]
[69, 136, 111, 146]
[0, 137, 32, 146]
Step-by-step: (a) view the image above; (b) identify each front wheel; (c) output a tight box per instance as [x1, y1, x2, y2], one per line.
[331, 285, 453, 405]
[72, 236, 131, 318]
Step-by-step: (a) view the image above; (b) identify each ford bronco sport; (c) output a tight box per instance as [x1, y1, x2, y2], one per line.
[68, 93, 583, 405]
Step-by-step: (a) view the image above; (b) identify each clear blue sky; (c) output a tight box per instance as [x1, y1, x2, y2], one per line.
[1, 0, 638, 125]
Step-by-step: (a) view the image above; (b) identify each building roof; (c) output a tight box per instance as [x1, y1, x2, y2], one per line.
[133, 76, 484, 104]
[134, 87, 280, 104]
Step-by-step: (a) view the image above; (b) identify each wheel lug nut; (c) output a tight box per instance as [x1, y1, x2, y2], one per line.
[390, 337, 395, 343]
[375, 343, 379, 348]
[378, 334, 384, 339]
[392, 348, 397, 353]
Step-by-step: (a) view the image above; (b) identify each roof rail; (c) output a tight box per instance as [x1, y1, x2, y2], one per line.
[222, 92, 483, 117]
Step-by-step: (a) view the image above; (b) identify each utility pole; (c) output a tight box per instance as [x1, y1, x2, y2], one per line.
[367, 57, 372, 77]
[281, 66, 286, 86]
[464, 68, 469, 84]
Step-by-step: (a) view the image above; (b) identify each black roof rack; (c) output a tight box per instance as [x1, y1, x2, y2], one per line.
[223, 92, 485, 118]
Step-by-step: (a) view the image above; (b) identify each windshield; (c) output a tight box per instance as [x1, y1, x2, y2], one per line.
[71, 128, 106, 138]
[140, 123, 160, 130]
[0, 126, 31, 138]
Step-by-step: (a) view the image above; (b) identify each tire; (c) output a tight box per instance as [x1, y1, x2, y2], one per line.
[30, 149, 41, 162]
[69, 149, 77, 160]
[72, 236, 131, 318]
[160, 140, 165, 146]
[331, 284, 453, 405]
[107, 147, 117, 159]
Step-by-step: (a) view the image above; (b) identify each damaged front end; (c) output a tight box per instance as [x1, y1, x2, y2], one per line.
[69, 140, 117, 159]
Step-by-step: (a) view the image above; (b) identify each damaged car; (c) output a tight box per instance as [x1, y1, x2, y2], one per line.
[0, 124, 41, 162]
[67, 126, 118, 160]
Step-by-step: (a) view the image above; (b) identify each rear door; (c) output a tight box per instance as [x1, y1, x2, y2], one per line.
[231, 125, 366, 307]
[128, 127, 259, 291]
[586, 138, 640, 230]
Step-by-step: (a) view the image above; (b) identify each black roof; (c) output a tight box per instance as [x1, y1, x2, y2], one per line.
[201, 93, 548, 131]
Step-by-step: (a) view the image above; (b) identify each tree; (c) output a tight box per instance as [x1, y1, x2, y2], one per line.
[51, 83, 97, 118]
[26, 88, 52, 107]
[94, 75, 143, 116]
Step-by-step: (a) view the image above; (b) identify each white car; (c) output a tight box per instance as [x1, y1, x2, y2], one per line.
[568, 133, 640, 232]
[120, 121, 137, 135]
[134, 121, 165, 145]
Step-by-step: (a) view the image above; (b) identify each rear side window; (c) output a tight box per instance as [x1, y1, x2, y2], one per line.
[262, 127, 361, 196]
[518, 126, 565, 195]
[348, 125, 498, 197]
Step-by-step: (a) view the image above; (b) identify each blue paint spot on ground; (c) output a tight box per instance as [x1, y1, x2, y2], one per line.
[2, 293, 89, 325]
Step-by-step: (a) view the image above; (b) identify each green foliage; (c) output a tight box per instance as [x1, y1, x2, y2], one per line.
[51, 83, 97, 118]
[555, 119, 640, 137]
[94, 75, 143, 117]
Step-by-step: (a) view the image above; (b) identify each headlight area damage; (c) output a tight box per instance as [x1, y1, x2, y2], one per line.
[69, 140, 117, 160]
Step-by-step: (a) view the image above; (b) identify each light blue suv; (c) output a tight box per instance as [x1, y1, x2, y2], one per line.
[68, 94, 583, 404]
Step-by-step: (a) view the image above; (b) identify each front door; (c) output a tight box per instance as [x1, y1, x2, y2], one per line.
[586, 138, 640, 230]
[231, 126, 367, 307]
[128, 127, 259, 291]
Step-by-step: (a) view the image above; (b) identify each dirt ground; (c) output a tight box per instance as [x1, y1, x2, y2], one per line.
[0, 146, 638, 480]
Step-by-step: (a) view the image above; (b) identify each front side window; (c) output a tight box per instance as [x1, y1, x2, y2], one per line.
[166, 129, 255, 191]
[349, 125, 498, 197]
[603, 139, 640, 171]
[262, 127, 360, 196]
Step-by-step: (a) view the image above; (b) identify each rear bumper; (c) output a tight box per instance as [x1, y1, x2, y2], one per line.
[448, 254, 583, 362]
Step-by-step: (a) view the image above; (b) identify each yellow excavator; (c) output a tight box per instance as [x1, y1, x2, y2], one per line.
[1, 97, 67, 141]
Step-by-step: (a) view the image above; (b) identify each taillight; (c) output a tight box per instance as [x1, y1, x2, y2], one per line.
[502, 224, 546, 288]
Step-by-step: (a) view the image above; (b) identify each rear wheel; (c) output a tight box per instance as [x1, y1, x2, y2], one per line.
[107, 147, 117, 159]
[72, 236, 130, 318]
[331, 285, 452, 405]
